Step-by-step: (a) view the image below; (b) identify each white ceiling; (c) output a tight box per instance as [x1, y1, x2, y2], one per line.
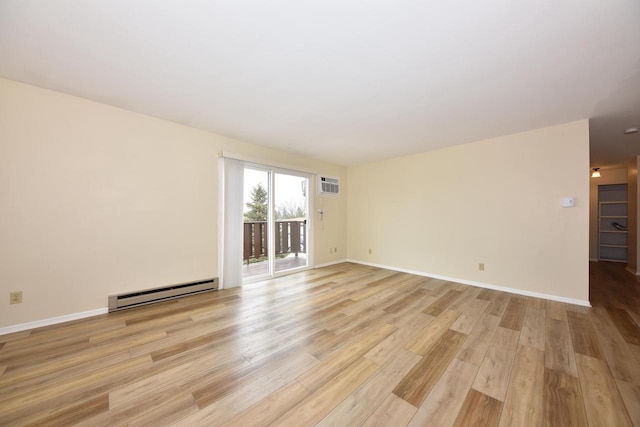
[1, 0, 639, 167]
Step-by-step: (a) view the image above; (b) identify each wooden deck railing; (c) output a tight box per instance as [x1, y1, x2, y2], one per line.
[243, 220, 306, 264]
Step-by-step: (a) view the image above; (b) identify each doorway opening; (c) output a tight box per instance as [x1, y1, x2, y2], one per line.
[597, 183, 628, 263]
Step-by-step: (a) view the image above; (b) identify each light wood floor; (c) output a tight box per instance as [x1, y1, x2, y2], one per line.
[1, 261, 639, 426]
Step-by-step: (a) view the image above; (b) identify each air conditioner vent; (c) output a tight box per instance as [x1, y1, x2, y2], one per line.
[318, 176, 340, 195]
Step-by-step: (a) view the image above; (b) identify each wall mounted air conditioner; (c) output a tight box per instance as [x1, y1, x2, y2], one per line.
[318, 176, 340, 195]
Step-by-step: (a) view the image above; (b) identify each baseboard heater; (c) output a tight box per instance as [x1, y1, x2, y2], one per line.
[108, 278, 218, 312]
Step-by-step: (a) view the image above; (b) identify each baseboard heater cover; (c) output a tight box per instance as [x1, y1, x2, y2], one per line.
[108, 278, 218, 312]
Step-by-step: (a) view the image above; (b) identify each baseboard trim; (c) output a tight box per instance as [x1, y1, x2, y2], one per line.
[347, 259, 591, 307]
[625, 266, 640, 276]
[313, 259, 349, 269]
[589, 258, 599, 262]
[0, 308, 108, 336]
[1, 258, 591, 334]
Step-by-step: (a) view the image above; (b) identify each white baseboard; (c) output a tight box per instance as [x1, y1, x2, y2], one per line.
[347, 259, 591, 307]
[313, 259, 349, 269]
[0, 308, 108, 336]
[1, 258, 592, 334]
[625, 266, 640, 276]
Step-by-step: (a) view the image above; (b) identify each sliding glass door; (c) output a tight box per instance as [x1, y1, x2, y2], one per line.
[242, 165, 310, 281]
[274, 173, 308, 273]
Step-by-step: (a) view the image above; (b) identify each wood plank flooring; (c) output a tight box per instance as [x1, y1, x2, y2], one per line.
[1, 261, 639, 426]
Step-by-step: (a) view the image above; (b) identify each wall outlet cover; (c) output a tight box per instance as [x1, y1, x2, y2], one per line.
[561, 197, 575, 207]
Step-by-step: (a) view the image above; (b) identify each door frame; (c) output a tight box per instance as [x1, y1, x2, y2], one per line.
[242, 161, 314, 284]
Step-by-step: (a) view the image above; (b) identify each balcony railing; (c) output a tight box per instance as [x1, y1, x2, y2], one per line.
[243, 220, 306, 264]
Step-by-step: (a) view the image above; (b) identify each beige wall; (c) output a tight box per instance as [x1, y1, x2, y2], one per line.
[0, 77, 593, 329]
[348, 121, 590, 303]
[589, 167, 628, 260]
[0, 78, 347, 328]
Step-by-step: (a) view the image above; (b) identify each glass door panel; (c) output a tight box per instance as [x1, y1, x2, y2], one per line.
[242, 165, 310, 282]
[274, 173, 309, 273]
[242, 168, 270, 280]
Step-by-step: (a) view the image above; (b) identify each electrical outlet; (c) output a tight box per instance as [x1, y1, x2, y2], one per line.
[334, 247, 338, 253]
[479, 263, 485, 271]
[10, 291, 22, 304]
[368, 248, 372, 254]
